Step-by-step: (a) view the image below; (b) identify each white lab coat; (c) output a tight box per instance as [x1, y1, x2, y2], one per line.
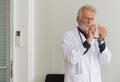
[61, 27, 112, 82]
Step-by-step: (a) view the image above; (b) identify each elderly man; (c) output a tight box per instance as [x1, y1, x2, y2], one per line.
[61, 4, 112, 82]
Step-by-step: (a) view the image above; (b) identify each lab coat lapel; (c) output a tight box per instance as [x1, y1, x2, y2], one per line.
[74, 27, 86, 43]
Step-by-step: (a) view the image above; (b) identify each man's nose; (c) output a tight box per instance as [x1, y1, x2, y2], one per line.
[87, 19, 93, 25]
[87, 19, 91, 24]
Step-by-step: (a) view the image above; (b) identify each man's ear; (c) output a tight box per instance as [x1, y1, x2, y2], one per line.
[76, 16, 79, 22]
[76, 16, 81, 23]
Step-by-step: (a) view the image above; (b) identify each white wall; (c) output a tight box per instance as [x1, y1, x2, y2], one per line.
[35, 0, 120, 82]
[13, 0, 34, 82]
[34, 0, 53, 82]
[13, 0, 29, 82]
[13, 0, 120, 82]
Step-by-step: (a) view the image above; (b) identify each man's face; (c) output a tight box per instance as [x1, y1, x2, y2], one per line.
[78, 9, 96, 25]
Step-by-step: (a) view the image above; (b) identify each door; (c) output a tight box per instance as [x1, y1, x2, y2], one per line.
[0, 0, 11, 82]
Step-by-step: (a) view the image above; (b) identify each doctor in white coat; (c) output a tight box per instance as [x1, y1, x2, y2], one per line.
[61, 4, 112, 82]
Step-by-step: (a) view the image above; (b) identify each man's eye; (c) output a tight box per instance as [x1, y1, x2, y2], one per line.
[91, 18, 94, 20]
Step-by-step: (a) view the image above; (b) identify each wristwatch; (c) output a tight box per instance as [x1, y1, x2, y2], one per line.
[99, 40, 105, 45]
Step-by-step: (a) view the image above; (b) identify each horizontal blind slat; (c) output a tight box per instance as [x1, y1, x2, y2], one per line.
[0, 0, 9, 81]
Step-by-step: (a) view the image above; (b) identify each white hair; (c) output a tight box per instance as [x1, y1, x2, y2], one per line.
[77, 4, 96, 17]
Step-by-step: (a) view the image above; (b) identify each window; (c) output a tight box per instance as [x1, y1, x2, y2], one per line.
[0, 0, 10, 82]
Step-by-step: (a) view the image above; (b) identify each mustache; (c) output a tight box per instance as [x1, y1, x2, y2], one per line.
[79, 24, 89, 33]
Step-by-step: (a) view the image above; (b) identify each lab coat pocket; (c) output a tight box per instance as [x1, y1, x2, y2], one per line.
[69, 74, 85, 82]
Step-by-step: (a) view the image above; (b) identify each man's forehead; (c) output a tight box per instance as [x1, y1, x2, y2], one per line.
[82, 9, 96, 14]
[82, 9, 96, 17]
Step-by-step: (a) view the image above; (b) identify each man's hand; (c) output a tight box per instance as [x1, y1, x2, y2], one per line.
[98, 26, 107, 41]
[86, 24, 96, 44]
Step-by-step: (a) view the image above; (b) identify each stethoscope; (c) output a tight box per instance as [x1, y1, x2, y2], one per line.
[77, 26, 98, 43]
[77, 27, 97, 55]
[77, 27, 84, 44]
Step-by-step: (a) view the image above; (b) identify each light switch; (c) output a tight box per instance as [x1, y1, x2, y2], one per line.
[16, 31, 20, 36]
[15, 31, 23, 47]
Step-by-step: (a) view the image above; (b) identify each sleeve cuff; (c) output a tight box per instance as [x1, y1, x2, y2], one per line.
[99, 41, 106, 53]
[83, 41, 91, 55]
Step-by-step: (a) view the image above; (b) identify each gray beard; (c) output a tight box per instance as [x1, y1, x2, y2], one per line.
[79, 24, 89, 34]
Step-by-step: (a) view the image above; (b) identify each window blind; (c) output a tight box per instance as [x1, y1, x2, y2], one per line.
[0, 0, 10, 82]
